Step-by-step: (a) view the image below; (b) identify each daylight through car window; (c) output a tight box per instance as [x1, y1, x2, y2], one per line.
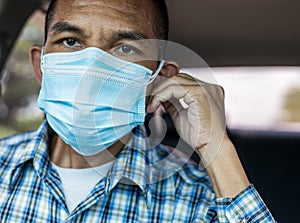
[185, 67, 300, 132]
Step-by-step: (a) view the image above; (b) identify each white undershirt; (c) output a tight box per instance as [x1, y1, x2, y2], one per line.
[51, 161, 114, 212]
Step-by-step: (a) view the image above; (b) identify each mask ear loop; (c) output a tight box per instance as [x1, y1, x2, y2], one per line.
[148, 60, 165, 84]
[40, 47, 45, 66]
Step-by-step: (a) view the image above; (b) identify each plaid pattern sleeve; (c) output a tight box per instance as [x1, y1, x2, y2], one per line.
[0, 121, 276, 222]
[213, 184, 276, 223]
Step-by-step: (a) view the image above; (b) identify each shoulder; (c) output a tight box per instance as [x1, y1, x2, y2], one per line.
[0, 127, 49, 192]
[0, 130, 36, 146]
[0, 121, 48, 162]
[0, 131, 37, 167]
[0, 120, 49, 170]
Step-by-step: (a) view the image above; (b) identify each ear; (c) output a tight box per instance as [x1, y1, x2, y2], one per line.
[29, 45, 43, 85]
[159, 61, 180, 78]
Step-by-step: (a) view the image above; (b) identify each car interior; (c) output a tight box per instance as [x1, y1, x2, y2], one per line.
[1, 0, 300, 221]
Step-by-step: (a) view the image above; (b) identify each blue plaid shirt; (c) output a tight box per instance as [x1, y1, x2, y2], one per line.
[0, 121, 275, 222]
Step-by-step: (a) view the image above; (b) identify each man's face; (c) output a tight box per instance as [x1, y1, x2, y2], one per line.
[44, 0, 160, 71]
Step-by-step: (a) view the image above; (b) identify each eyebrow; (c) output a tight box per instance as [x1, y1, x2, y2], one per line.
[112, 30, 148, 42]
[49, 22, 86, 36]
[49, 22, 148, 43]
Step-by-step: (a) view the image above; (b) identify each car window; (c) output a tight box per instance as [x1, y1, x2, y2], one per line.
[0, 10, 44, 138]
[1, 10, 300, 138]
[185, 67, 300, 132]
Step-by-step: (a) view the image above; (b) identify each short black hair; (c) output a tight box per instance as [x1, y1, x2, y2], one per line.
[44, 0, 57, 42]
[44, 0, 169, 42]
[152, 0, 169, 40]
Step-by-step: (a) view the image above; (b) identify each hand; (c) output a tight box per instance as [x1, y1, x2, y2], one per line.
[147, 73, 250, 198]
[147, 73, 227, 160]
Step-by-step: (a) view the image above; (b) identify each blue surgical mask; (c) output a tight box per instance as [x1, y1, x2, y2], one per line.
[38, 47, 164, 156]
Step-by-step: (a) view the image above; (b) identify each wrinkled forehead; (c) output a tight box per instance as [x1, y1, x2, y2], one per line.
[60, 0, 145, 11]
[50, 0, 156, 38]
[51, 0, 157, 32]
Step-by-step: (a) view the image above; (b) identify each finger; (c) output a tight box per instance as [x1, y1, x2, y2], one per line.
[182, 92, 195, 106]
[147, 85, 188, 113]
[151, 73, 200, 95]
[163, 99, 185, 119]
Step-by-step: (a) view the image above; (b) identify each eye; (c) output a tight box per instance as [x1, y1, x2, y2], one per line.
[115, 44, 139, 55]
[62, 38, 81, 48]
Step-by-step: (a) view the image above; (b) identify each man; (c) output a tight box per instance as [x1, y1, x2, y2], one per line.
[0, 0, 275, 222]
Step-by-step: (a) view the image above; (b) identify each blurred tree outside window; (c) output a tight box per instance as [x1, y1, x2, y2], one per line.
[284, 88, 300, 122]
[0, 11, 45, 138]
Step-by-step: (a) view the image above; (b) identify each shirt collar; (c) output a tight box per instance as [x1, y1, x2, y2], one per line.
[104, 125, 201, 209]
[16, 121, 50, 167]
[105, 125, 153, 207]
[10, 122, 153, 206]
[10, 121, 203, 209]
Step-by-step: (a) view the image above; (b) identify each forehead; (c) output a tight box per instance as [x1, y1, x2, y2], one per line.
[51, 0, 156, 38]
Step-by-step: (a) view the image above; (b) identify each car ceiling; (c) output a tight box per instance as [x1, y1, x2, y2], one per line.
[166, 0, 300, 66]
[1, 0, 300, 72]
